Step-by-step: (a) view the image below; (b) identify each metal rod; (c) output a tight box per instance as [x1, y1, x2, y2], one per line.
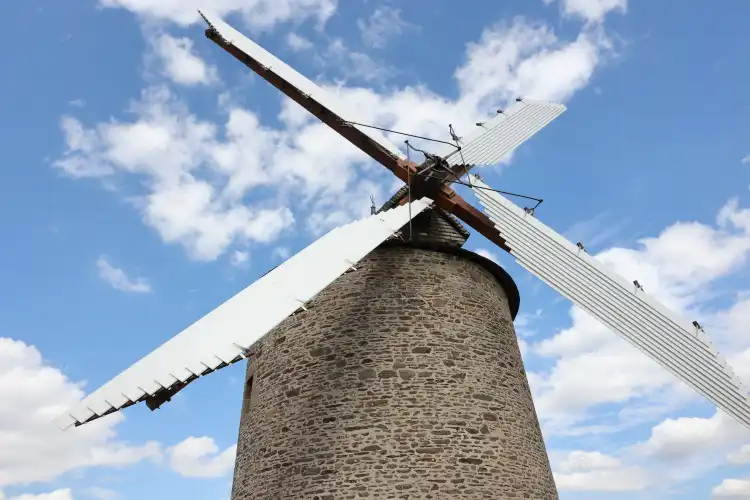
[406, 141, 413, 240]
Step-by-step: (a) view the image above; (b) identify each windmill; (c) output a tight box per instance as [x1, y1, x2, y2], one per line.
[56, 9, 750, 500]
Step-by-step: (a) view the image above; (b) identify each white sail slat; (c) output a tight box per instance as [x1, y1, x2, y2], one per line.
[55, 198, 432, 430]
[434, 99, 566, 168]
[469, 176, 750, 431]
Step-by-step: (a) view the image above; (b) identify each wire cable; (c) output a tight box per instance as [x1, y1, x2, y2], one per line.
[449, 124, 472, 186]
[342, 120, 460, 151]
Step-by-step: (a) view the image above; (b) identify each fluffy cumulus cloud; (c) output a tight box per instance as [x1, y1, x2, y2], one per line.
[626, 410, 750, 487]
[167, 437, 236, 478]
[713, 477, 750, 498]
[455, 19, 608, 108]
[544, 0, 627, 23]
[637, 410, 748, 463]
[0, 338, 161, 488]
[149, 34, 218, 86]
[97, 0, 337, 29]
[728, 444, 750, 465]
[96, 256, 152, 293]
[357, 7, 415, 48]
[552, 450, 652, 492]
[55, 17, 613, 261]
[316, 38, 395, 84]
[5, 490, 75, 500]
[82, 487, 119, 500]
[55, 87, 296, 261]
[285, 33, 312, 52]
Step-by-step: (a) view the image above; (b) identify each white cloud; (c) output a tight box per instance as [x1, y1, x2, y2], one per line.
[636, 410, 749, 462]
[517, 337, 529, 357]
[56, 18, 610, 260]
[544, 0, 627, 23]
[272, 247, 291, 261]
[168, 437, 236, 478]
[563, 211, 627, 250]
[550, 354, 750, 492]
[473, 248, 499, 264]
[729, 347, 750, 383]
[728, 444, 750, 465]
[96, 256, 152, 293]
[98, 0, 337, 29]
[456, 19, 609, 109]
[8, 490, 74, 500]
[55, 117, 114, 178]
[552, 450, 652, 492]
[0, 338, 161, 488]
[712, 303, 750, 365]
[68, 99, 86, 108]
[230, 250, 249, 267]
[311, 38, 396, 84]
[150, 34, 217, 86]
[55, 88, 296, 261]
[530, 197, 750, 435]
[713, 478, 750, 498]
[741, 155, 750, 165]
[514, 309, 543, 338]
[558, 450, 621, 471]
[357, 7, 414, 48]
[82, 487, 118, 500]
[140, 175, 294, 260]
[285, 33, 312, 52]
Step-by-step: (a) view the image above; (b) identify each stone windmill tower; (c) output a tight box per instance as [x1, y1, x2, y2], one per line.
[56, 10, 750, 500]
[229, 197, 555, 498]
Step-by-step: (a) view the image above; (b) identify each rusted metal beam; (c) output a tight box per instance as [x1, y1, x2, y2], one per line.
[205, 29, 415, 184]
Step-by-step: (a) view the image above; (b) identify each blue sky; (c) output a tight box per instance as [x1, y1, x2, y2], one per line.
[2, 0, 750, 499]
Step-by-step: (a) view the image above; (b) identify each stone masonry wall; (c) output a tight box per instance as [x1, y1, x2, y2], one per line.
[231, 244, 558, 499]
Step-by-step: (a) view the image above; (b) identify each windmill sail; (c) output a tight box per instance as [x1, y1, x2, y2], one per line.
[469, 176, 750, 431]
[198, 10, 409, 171]
[55, 198, 433, 430]
[434, 99, 566, 169]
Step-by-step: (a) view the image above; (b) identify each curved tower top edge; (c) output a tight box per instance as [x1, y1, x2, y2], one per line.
[379, 239, 520, 320]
